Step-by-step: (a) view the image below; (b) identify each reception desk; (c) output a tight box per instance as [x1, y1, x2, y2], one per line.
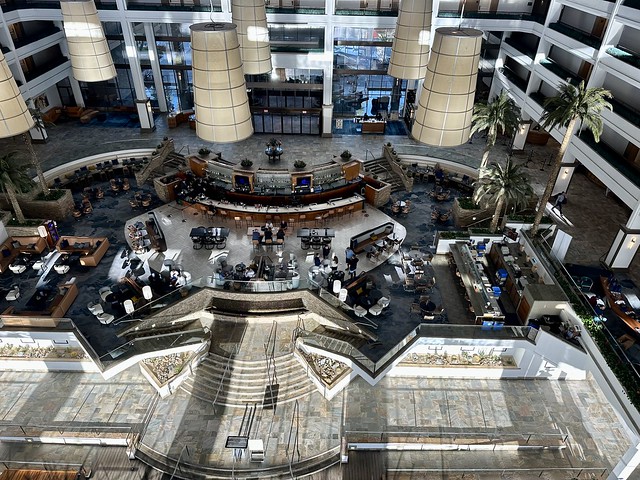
[354, 117, 386, 134]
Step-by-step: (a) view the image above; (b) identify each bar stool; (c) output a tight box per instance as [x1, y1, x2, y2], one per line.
[314, 215, 323, 227]
[274, 216, 281, 226]
[245, 216, 253, 228]
[336, 208, 345, 218]
[322, 213, 330, 225]
[347, 206, 354, 217]
[234, 216, 242, 228]
[218, 210, 227, 223]
[252, 240, 261, 251]
[265, 239, 273, 251]
[299, 215, 307, 227]
[276, 239, 284, 250]
[328, 209, 335, 218]
[288, 218, 296, 229]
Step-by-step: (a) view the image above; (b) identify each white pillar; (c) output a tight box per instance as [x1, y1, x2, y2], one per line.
[69, 76, 85, 107]
[552, 162, 575, 196]
[610, 442, 640, 479]
[321, 104, 333, 138]
[120, 19, 155, 131]
[143, 23, 168, 112]
[604, 227, 640, 271]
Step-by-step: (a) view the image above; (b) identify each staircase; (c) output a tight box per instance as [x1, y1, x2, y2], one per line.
[313, 325, 370, 350]
[145, 151, 186, 184]
[362, 156, 404, 192]
[179, 351, 317, 408]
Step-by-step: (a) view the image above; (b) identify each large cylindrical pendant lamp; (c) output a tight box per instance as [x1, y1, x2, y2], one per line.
[412, 27, 482, 147]
[388, 0, 432, 79]
[231, 0, 272, 74]
[60, 0, 116, 82]
[0, 52, 34, 138]
[190, 23, 253, 143]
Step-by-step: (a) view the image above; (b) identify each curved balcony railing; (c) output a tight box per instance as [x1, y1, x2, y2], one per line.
[606, 45, 640, 70]
[548, 22, 602, 49]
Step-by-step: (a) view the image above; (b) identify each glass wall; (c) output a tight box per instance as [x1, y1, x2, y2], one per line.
[332, 27, 406, 117]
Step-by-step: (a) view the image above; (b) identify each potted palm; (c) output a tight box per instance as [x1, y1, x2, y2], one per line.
[294, 160, 306, 170]
[340, 150, 352, 161]
[241, 159, 254, 169]
[198, 147, 211, 157]
[0, 152, 35, 224]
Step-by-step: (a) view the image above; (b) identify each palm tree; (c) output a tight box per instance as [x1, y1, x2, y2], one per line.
[26, 104, 50, 196]
[473, 159, 533, 233]
[530, 81, 612, 235]
[0, 152, 36, 224]
[470, 91, 520, 172]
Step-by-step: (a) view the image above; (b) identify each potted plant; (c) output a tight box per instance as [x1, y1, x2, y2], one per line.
[340, 150, 352, 160]
[198, 147, 211, 156]
[294, 160, 306, 170]
[241, 158, 253, 169]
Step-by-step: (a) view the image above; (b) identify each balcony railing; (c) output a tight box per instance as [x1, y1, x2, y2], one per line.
[539, 57, 583, 86]
[610, 97, 640, 129]
[606, 45, 640, 70]
[13, 26, 60, 49]
[1, 0, 116, 10]
[335, 7, 398, 16]
[126, 1, 217, 11]
[581, 131, 640, 189]
[623, 0, 640, 9]
[500, 66, 528, 92]
[504, 37, 537, 60]
[548, 22, 602, 49]
[438, 10, 545, 23]
[530, 91, 548, 107]
[24, 55, 68, 82]
[266, 6, 324, 14]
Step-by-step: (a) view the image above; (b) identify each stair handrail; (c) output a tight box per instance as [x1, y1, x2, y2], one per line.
[212, 344, 237, 410]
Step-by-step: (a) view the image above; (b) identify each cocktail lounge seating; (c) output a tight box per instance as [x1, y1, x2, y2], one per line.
[57, 236, 110, 267]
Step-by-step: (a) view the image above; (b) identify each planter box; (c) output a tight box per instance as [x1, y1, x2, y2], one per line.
[0, 189, 74, 221]
[363, 177, 391, 207]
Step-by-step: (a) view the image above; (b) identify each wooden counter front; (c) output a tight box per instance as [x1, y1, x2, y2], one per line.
[361, 121, 386, 134]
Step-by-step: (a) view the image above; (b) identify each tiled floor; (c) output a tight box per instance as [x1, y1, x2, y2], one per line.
[0, 115, 638, 477]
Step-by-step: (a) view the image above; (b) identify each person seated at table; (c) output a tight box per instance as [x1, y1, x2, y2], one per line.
[314, 253, 322, 267]
[376, 112, 383, 120]
[280, 220, 288, 231]
[331, 254, 339, 271]
[252, 229, 263, 243]
[265, 220, 273, 230]
[276, 228, 285, 241]
[264, 229, 273, 242]
[245, 267, 256, 279]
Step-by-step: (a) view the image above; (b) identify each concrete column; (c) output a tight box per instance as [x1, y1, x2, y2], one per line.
[136, 98, 155, 132]
[69, 76, 85, 107]
[552, 162, 575, 196]
[610, 442, 640, 479]
[143, 22, 168, 112]
[120, 19, 155, 131]
[604, 227, 640, 271]
[321, 104, 333, 138]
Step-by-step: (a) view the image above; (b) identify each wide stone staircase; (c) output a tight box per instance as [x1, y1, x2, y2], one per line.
[179, 350, 317, 408]
[145, 151, 186, 184]
[362, 156, 404, 192]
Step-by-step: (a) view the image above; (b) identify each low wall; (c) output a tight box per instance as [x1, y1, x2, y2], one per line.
[0, 358, 99, 372]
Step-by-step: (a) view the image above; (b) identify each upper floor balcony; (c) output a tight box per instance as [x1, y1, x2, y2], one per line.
[580, 131, 640, 191]
[623, 0, 640, 9]
[504, 36, 537, 60]
[498, 66, 528, 94]
[335, 0, 398, 16]
[1, 0, 116, 10]
[12, 24, 60, 49]
[606, 45, 640, 72]
[437, 9, 545, 23]
[539, 57, 583, 86]
[23, 54, 68, 82]
[547, 22, 602, 50]
[609, 98, 640, 131]
[126, 0, 217, 12]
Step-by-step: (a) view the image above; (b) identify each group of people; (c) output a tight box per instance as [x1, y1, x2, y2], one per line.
[251, 220, 287, 245]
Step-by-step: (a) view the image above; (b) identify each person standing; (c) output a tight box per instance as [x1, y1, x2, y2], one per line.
[314, 253, 322, 267]
[345, 246, 355, 264]
[551, 191, 567, 215]
[348, 255, 359, 279]
[322, 244, 331, 260]
[331, 254, 339, 271]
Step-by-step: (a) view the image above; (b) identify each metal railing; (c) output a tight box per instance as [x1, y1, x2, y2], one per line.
[344, 429, 568, 445]
[386, 467, 608, 477]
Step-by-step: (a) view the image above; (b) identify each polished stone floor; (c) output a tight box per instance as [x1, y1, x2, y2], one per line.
[0, 114, 639, 477]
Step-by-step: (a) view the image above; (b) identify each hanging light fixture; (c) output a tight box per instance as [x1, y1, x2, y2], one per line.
[412, 27, 482, 147]
[0, 51, 34, 138]
[190, 23, 253, 143]
[388, 0, 432, 79]
[231, 0, 272, 75]
[60, 0, 116, 82]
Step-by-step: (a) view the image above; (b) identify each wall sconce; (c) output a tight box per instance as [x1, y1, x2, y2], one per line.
[629, 237, 637, 249]
[562, 168, 569, 178]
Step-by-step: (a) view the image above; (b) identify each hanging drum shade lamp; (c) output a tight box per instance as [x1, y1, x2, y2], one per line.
[412, 27, 482, 147]
[190, 23, 253, 143]
[60, 0, 116, 82]
[0, 52, 34, 138]
[387, 0, 432, 79]
[231, 0, 272, 74]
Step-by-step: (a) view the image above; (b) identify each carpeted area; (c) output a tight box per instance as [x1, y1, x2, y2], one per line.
[79, 112, 159, 129]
